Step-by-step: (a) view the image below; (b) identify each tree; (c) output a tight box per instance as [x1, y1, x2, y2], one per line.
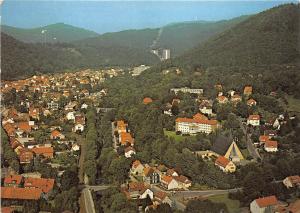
[61, 168, 79, 191]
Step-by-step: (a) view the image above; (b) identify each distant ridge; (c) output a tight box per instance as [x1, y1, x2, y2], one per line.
[1, 23, 99, 43]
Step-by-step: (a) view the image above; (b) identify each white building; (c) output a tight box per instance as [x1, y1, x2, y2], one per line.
[247, 115, 260, 126]
[283, 175, 300, 188]
[175, 117, 218, 134]
[199, 106, 213, 115]
[66, 111, 75, 121]
[124, 147, 136, 158]
[162, 49, 170, 60]
[250, 196, 278, 213]
[170, 87, 203, 95]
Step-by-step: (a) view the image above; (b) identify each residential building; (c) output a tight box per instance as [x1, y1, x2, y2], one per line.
[4, 175, 23, 187]
[119, 132, 134, 146]
[217, 96, 228, 104]
[24, 177, 55, 194]
[250, 195, 278, 213]
[32, 146, 54, 158]
[173, 175, 192, 189]
[160, 175, 178, 190]
[143, 167, 160, 184]
[124, 146, 136, 158]
[264, 140, 278, 152]
[283, 175, 300, 188]
[215, 156, 236, 173]
[123, 182, 153, 200]
[130, 160, 145, 176]
[247, 115, 260, 126]
[50, 130, 65, 140]
[244, 86, 253, 96]
[247, 99, 257, 106]
[1, 187, 42, 200]
[143, 97, 153, 105]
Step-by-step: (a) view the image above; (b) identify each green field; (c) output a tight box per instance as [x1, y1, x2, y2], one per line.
[208, 194, 240, 213]
[164, 129, 195, 142]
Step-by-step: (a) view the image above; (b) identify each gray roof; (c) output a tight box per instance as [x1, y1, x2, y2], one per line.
[211, 135, 233, 156]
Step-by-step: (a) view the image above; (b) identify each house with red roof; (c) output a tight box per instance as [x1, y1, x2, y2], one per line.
[4, 175, 23, 187]
[153, 191, 173, 207]
[283, 175, 300, 188]
[247, 98, 257, 106]
[247, 115, 260, 126]
[124, 146, 136, 158]
[24, 177, 55, 194]
[50, 129, 65, 140]
[143, 97, 153, 105]
[160, 175, 179, 190]
[122, 182, 153, 200]
[143, 167, 160, 184]
[215, 156, 236, 173]
[244, 86, 253, 96]
[250, 195, 278, 213]
[174, 175, 192, 189]
[119, 132, 134, 146]
[32, 146, 54, 158]
[19, 149, 34, 164]
[1, 187, 42, 200]
[216, 95, 228, 104]
[264, 140, 278, 152]
[130, 160, 145, 176]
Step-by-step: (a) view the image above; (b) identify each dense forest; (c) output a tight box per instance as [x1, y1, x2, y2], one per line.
[172, 3, 300, 68]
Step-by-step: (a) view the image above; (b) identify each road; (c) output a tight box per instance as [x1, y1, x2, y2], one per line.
[239, 119, 261, 160]
[111, 122, 118, 152]
[82, 188, 96, 213]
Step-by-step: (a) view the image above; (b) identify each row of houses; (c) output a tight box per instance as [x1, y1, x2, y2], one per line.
[130, 160, 192, 190]
[2, 174, 55, 200]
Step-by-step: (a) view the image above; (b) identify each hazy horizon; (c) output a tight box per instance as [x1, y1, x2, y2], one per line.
[1, 1, 297, 34]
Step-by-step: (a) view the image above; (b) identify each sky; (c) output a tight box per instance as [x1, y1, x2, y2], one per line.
[1, 1, 297, 34]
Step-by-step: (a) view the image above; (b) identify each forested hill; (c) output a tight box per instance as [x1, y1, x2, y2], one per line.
[1, 33, 159, 80]
[1, 23, 99, 43]
[172, 3, 300, 69]
[74, 15, 249, 57]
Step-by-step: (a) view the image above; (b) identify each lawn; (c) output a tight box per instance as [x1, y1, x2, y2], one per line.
[208, 193, 240, 213]
[164, 129, 195, 142]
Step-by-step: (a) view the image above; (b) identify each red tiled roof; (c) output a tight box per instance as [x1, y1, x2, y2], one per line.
[215, 156, 230, 168]
[120, 132, 134, 145]
[174, 175, 191, 184]
[32, 147, 54, 158]
[244, 86, 253, 94]
[4, 175, 23, 185]
[176, 117, 217, 125]
[132, 160, 142, 169]
[154, 191, 167, 201]
[1, 207, 13, 213]
[193, 113, 208, 121]
[255, 195, 278, 208]
[259, 135, 270, 143]
[1, 187, 42, 200]
[51, 130, 62, 137]
[161, 175, 173, 184]
[143, 97, 153, 104]
[24, 177, 55, 193]
[264, 140, 278, 148]
[248, 115, 260, 120]
[16, 122, 31, 132]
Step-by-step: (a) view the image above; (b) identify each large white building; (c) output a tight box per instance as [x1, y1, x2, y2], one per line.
[175, 117, 218, 134]
[170, 87, 204, 95]
[162, 49, 170, 60]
